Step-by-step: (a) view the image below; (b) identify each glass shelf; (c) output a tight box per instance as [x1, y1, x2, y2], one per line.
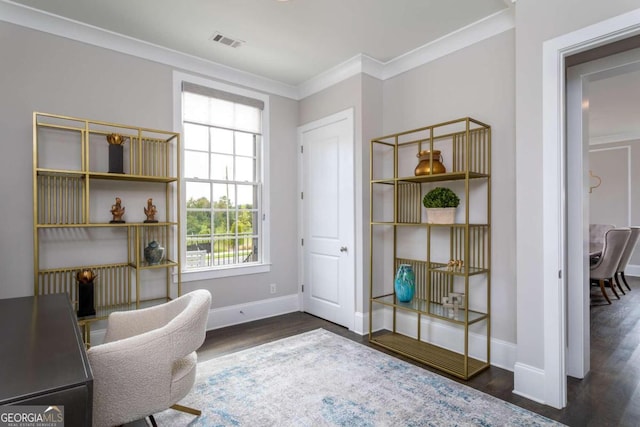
[371, 171, 490, 185]
[371, 294, 488, 324]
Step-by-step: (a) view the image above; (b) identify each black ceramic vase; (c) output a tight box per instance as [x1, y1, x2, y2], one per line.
[108, 144, 124, 174]
[77, 280, 96, 317]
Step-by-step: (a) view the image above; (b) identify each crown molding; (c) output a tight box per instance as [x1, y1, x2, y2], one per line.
[298, 6, 514, 97]
[297, 54, 385, 99]
[381, 7, 515, 80]
[0, 0, 299, 99]
[590, 130, 640, 145]
[1, 0, 514, 101]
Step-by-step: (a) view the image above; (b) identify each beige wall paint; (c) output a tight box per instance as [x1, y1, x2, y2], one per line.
[0, 21, 300, 306]
[515, 0, 640, 370]
[382, 30, 516, 344]
[589, 147, 629, 227]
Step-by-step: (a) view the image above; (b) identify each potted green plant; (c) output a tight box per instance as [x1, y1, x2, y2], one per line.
[423, 187, 460, 224]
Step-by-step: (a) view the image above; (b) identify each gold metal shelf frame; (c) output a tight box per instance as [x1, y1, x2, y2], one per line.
[368, 117, 491, 380]
[32, 112, 182, 345]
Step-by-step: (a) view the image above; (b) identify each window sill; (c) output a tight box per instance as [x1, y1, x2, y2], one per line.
[180, 263, 272, 282]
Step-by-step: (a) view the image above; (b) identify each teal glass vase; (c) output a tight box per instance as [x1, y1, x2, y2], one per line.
[395, 264, 415, 302]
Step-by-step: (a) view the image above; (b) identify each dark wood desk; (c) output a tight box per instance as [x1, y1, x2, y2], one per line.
[0, 294, 93, 426]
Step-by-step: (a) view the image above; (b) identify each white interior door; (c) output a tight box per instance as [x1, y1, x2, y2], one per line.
[298, 109, 354, 329]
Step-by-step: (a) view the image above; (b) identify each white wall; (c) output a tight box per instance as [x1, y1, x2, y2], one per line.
[382, 30, 516, 345]
[0, 21, 300, 309]
[514, 0, 640, 399]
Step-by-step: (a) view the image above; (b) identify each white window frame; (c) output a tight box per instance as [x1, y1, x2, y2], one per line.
[173, 71, 270, 281]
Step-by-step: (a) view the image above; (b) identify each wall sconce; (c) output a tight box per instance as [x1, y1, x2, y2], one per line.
[589, 170, 601, 193]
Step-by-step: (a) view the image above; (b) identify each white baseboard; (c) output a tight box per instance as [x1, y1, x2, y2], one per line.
[624, 264, 640, 277]
[513, 362, 547, 405]
[352, 311, 367, 335]
[90, 328, 107, 346]
[89, 294, 301, 344]
[89, 298, 515, 372]
[489, 336, 518, 371]
[207, 294, 300, 330]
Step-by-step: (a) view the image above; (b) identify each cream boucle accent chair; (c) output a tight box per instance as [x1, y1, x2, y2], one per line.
[87, 289, 211, 427]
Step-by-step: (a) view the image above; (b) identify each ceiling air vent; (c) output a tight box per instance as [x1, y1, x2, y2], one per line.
[210, 32, 245, 48]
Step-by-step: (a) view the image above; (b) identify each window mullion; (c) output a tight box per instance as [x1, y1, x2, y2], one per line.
[182, 80, 265, 273]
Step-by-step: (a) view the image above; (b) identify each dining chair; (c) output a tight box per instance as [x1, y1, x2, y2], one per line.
[614, 226, 640, 293]
[589, 223, 615, 255]
[590, 227, 630, 304]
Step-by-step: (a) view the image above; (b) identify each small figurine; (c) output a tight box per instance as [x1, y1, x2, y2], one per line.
[110, 197, 125, 223]
[144, 198, 158, 223]
[447, 259, 464, 271]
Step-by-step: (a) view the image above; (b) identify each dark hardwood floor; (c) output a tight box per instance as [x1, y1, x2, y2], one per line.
[198, 277, 640, 427]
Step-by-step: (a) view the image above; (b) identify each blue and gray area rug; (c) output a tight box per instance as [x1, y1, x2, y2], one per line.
[154, 329, 563, 426]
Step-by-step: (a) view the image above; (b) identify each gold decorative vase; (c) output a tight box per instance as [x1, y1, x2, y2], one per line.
[415, 150, 446, 176]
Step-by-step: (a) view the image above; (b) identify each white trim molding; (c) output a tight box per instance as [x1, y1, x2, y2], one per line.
[1, 0, 514, 100]
[540, 6, 640, 410]
[381, 7, 514, 81]
[625, 264, 640, 276]
[89, 294, 301, 344]
[300, 7, 515, 98]
[513, 363, 546, 405]
[206, 294, 300, 330]
[591, 131, 640, 145]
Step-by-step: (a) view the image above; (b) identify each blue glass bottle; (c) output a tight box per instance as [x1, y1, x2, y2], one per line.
[395, 264, 415, 303]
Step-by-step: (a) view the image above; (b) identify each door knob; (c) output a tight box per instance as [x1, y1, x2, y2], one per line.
[340, 246, 348, 252]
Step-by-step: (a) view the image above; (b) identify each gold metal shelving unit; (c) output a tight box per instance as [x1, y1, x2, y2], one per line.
[368, 117, 491, 380]
[32, 112, 181, 344]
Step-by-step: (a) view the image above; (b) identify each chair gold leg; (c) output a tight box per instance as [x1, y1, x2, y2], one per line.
[171, 404, 202, 416]
[608, 278, 620, 299]
[599, 279, 612, 304]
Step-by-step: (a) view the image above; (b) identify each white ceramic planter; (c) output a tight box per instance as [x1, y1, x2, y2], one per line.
[426, 207, 456, 224]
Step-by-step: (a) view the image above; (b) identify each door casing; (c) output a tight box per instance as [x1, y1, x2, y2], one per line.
[297, 108, 356, 330]
[541, 8, 640, 409]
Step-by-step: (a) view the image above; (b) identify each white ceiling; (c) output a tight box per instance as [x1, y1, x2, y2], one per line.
[9, 0, 509, 86]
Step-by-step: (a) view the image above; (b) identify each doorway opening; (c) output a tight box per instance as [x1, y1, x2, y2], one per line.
[566, 42, 640, 381]
[542, 11, 640, 408]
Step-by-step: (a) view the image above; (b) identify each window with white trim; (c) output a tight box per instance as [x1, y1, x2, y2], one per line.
[180, 80, 268, 276]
